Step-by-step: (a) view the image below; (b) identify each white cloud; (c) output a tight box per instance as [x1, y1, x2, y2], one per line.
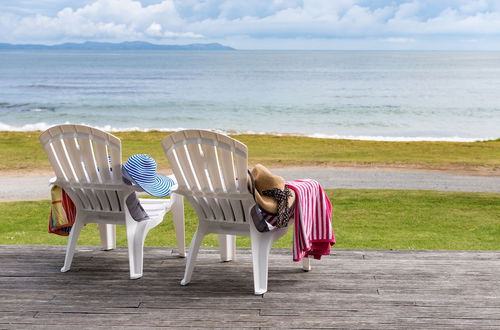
[0, 0, 191, 43]
[383, 37, 415, 43]
[394, 1, 420, 19]
[163, 31, 203, 38]
[1, 0, 500, 48]
[459, 0, 489, 14]
[146, 23, 162, 36]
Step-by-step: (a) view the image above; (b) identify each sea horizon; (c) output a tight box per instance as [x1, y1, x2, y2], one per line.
[1, 49, 499, 142]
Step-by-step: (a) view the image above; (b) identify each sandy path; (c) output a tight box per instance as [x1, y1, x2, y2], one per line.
[1, 168, 499, 202]
[274, 167, 500, 193]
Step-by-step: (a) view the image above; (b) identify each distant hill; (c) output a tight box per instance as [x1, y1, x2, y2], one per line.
[0, 41, 235, 51]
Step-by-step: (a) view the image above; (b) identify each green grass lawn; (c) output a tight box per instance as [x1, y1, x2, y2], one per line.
[1, 131, 500, 173]
[1, 189, 499, 250]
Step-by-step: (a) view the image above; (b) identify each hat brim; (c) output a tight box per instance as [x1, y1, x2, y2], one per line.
[133, 174, 176, 198]
[247, 174, 295, 215]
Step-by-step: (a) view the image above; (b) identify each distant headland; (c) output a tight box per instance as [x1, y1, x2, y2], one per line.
[0, 41, 235, 51]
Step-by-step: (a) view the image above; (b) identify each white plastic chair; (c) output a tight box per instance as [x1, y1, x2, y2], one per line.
[39, 124, 185, 279]
[162, 129, 309, 295]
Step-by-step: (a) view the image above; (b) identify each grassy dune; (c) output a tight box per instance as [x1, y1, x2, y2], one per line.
[1, 131, 499, 173]
[1, 189, 499, 250]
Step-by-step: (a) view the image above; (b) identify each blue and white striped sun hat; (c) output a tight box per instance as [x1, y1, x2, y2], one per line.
[123, 154, 175, 198]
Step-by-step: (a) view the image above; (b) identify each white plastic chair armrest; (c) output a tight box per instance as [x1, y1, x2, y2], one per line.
[167, 174, 179, 192]
[49, 176, 57, 185]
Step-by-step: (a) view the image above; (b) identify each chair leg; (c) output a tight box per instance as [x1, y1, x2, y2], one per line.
[231, 235, 237, 261]
[250, 230, 274, 295]
[302, 257, 311, 271]
[61, 218, 84, 273]
[171, 193, 186, 257]
[181, 227, 205, 286]
[249, 225, 289, 295]
[98, 224, 116, 251]
[218, 235, 236, 262]
[126, 221, 147, 280]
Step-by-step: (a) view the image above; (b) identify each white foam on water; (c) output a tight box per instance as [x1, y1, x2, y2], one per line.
[305, 133, 489, 142]
[0, 122, 183, 133]
[0, 122, 495, 142]
[223, 129, 493, 142]
[0, 122, 54, 131]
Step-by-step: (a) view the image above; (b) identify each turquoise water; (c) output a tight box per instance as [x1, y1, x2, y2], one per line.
[0, 50, 499, 141]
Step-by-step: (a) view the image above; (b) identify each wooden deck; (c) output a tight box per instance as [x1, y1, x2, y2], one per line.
[1, 245, 499, 329]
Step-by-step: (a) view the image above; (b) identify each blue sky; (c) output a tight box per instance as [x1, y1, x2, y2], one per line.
[2, 0, 500, 49]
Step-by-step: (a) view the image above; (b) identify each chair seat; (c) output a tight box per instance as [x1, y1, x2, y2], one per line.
[139, 198, 172, 219]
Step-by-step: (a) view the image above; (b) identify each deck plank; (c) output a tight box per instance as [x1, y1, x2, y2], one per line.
[0, 245, 499, 329]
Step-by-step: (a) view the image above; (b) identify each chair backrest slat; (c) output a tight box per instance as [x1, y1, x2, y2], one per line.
[91, 136, 112, 184]
[40, 124, 127, 214]
[162, 130, 252, 224]
[183, 131, 226, 221]
[44, 142, 66, 180]
[107, 142, 123, 212]
[215, 134, 247, 222]
[49, 132, 75, 181]
[200, 142, 234, 221]
[233, 150, 252, 222]
[46, 126, 95, 209]
[72, 126, 107, 209]
[164, 136, 209, 220]
[170, 131, 214, 220]
[59, 126, 103, 210]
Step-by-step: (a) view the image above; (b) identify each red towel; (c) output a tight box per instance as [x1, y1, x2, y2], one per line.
[286, 179, 335, 261]
[49, 185, 76, 236]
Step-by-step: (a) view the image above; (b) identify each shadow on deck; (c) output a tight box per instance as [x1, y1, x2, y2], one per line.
[1, 246, 499, 329]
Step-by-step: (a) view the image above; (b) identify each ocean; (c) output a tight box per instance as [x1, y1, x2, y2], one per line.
[0, 50, 499, 141]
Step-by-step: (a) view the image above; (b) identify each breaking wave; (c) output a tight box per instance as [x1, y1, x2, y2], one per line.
[0, 122, 493, 142]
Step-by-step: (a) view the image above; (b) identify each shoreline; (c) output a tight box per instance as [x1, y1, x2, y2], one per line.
[0, 125, 497, 143]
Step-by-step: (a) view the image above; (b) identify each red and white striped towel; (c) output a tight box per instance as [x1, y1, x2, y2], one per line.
[286, 179, 335, 261]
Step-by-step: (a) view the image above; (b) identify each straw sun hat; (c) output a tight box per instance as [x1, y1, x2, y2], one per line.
[248, 164, 295, 218]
